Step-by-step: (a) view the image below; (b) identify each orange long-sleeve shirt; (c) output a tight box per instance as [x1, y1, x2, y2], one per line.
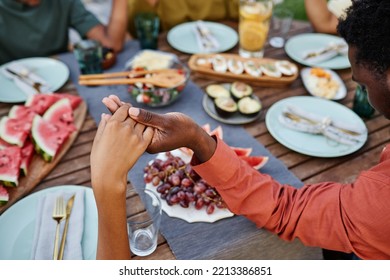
[192, 138, 390, 260]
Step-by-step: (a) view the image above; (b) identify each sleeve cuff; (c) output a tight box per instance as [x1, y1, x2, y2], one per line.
[192, 137, 242, 187]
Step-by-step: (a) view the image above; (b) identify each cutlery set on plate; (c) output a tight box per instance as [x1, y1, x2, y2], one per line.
[51, 194, 75, 260]
[302, 41, 348, 64]
[279, 105, 367, 146]
[1, 63, 51, 96]
[193, 20, 220, 52]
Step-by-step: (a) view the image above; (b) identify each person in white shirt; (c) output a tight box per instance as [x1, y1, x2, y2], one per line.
[304, 0, 352, 34]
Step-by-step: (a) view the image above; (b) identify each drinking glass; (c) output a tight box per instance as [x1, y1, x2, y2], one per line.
[127, 189, 161, 256]
[269, 6, 293, 48]
[73, 40, 103, 74]
[134, 13, 160, 50]
[353, 85, 375, 118]
[239, 0, 273, 58]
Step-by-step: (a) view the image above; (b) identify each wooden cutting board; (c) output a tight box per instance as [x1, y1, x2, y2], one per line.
[0, 102, 87, 214]
[188, 53, 299, 87]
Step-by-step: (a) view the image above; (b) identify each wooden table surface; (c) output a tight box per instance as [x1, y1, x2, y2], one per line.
[1, 19, 389, 260]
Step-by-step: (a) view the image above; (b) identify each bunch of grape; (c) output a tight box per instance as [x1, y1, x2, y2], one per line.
[144, 152, 227, 214]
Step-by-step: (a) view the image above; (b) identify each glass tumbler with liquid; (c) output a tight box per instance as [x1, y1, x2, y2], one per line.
[239, 0, 273, 58]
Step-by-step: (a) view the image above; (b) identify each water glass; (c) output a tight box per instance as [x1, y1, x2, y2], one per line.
[353, 85, 375, 118]
[127, 189, 161, 257]
[239, 0, 273, 58]
[269, 6, 293, 48]
[134, 13, 160, 50]
[73, 40, 103, 74]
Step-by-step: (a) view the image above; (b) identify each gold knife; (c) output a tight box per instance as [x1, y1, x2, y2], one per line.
[58, 194, 76, 260]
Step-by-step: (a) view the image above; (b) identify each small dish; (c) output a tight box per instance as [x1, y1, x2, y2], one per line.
[301, 67, 347, 100]
[202, 83, 262, 125]
[145, 149, 234, 223]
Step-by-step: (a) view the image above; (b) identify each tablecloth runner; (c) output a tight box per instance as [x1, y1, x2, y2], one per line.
[58, 40, 304, 259]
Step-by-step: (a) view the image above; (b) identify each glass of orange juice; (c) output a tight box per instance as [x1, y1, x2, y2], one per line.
[239, 0, 273, 58]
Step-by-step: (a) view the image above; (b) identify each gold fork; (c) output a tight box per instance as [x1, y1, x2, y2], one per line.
[52, 196, 66, 260]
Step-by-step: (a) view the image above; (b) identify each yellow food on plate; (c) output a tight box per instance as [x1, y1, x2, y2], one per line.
[307, 67, 340, 99]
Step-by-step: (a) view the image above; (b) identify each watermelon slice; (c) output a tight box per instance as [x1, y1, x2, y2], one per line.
[209, 125, 223, 139]
[239, 156, 269, 170]
[0, 146, 22, 187]
[201, 123, 211, 134]
[0, 185, 9, 206]
[0, 117, 31, 147]
[31, 115, 70, 162]
[20, 141, 34, 176]
[56, 93, 82, 109]
[43, 98, 76, 132]
[230, 146, 253, 157]
[8, 105, 36, 122]
[25, 93, 61, 115]
[0, 138, 13, 149]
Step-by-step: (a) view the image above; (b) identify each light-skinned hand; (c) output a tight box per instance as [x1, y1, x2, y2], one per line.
[91, 104, 154, 201]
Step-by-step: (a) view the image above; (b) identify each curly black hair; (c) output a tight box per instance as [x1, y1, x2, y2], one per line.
[338, 0, 390, 76]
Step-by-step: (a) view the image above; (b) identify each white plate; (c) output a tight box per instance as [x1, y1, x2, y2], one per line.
[266, 96, 368, 157]
[0, 185, 97, 260]
[145, 149, 234, 223]
[0, 57, 70, 103]
[285, 33, 350, 69]
[301, 67, 347, 100]
[202, 83, 262, 125]
[167, 21, 238, 54]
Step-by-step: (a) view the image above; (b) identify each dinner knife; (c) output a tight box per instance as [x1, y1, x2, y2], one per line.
[58, 194, 76, 260]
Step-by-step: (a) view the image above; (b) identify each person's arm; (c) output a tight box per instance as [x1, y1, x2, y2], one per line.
[103, 95, 390, 259]
[86, 0, 129, 52]
[193, 139, 390, 259]
[90, 105, 154, 259]
[304, 0, 339, 34]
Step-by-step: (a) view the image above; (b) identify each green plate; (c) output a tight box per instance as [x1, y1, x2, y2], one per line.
[0, 185, 97, 260]
[167, 21, 238, 54]
[266, 96, 367, 157]
[285, 33, 350, 69]
[0, 57, 69, 103]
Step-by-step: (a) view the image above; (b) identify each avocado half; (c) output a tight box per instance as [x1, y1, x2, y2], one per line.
[230, 82, 252, 101]
[237, 97, 261, 118]
[206, 84, 231, 99]
[214, 96, 238, 118]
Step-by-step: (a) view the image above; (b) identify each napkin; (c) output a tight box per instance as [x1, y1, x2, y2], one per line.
[193, 20, 220, 53]
[30, 189, 85, 260]
[302, 41, 348, 64]
[1, 62, 51, 96]
[279, 105, 367, 146]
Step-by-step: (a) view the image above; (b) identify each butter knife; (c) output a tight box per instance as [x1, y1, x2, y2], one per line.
[58, 194, 76, 260]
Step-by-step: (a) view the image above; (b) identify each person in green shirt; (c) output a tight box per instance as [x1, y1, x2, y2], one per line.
[0, 0, 128, 65]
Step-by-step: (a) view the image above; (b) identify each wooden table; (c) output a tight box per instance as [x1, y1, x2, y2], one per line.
[1, 20, 388, 260]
